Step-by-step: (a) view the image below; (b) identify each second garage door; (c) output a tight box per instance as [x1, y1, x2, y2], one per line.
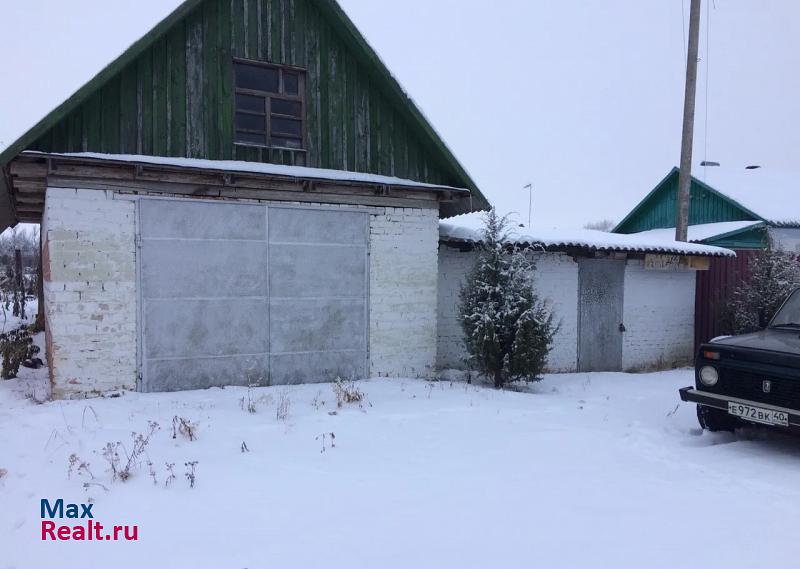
[138, 198, 368, 392]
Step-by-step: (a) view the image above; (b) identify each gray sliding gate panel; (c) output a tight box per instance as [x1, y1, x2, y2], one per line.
[577, 258, 625, 372]
[138, 199, 368, 392]
[268, 207, 369, 384]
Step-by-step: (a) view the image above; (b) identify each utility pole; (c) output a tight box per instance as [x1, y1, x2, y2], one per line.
[676, 0, 702, 242]
[524, 183, 533, 227]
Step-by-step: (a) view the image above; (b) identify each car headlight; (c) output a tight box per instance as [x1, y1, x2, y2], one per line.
[699, 366, 719, 386]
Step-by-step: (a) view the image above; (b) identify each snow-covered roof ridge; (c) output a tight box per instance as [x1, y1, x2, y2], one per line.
[27, 151, 470, 193]
[631, 221, 764, 243]
[440, 214, 735, 257]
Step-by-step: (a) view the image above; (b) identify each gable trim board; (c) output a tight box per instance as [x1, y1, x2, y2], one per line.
[614, 167, 766, 236]
[0, 0, 488, 231]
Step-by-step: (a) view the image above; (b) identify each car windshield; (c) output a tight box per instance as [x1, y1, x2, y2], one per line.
[770, 289, 800, 328]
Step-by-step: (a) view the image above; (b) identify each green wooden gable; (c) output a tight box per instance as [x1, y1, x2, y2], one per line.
[0, 0, 488, 217]
[701, 225, 768, 249]
[613, 167, 767, 248]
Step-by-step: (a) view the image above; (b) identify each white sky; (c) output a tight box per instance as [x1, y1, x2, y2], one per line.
[1, 0, 798, 228]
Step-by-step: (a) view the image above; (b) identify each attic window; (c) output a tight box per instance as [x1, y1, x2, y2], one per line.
[233, 59, 305, 150]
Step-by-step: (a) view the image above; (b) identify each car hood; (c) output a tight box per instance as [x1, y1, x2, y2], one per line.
[712, 328, 800, 354]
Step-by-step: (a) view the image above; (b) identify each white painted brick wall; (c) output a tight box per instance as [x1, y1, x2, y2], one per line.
[622, 260, 696, 371]
[43, 187, 440, 394]
[369, 207, 439, 378]
[436, 247, 579, 373]
[530, 252, 579, 372]
[43, 188, 137, 398]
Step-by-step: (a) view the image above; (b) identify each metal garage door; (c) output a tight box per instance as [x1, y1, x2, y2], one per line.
[577, 258, 625, 372]
[138, 198, 368, 392]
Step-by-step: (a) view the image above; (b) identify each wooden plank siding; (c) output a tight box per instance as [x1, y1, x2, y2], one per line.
[615, 168, 761, 235]
[28, 0, 455, 188]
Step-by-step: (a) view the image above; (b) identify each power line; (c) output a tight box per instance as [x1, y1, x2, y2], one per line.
[681, 0, 687, 69]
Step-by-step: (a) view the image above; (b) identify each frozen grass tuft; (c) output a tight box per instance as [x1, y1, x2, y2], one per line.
[332, 378, 369, 409]
[276, 390, 291, 422]
[172, 416, 198, 441]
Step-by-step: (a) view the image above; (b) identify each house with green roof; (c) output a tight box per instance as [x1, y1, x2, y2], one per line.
[0, 0, 488, 398]
[614, 166, 800, 251]
[614, 166, 800, 347]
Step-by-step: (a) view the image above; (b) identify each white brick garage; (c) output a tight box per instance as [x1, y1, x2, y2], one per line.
[437, 222, 734, 375]
[37, 155, 452, 398]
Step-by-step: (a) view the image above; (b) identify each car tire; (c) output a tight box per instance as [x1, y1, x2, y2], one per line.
[697, 405, 738, 432]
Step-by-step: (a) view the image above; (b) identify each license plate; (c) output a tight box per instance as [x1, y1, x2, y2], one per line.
[728, 402, 789, 427]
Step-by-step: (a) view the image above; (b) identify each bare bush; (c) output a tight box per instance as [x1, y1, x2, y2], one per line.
[315, 432, 336, 454]
[147, 461, 158, 486]
[172, 416, 197, 441]
[101, 443, 122, 480]
[240, 384, 258, 413]
[164, 463, 176, 488]
[67, 454, 95, 480]
[0, 326, 39, 379]
[332, 378, 368, 409]
[102, 421, 160, 482]
[184, 461, 198, 488]
[311, 390, 326, 410]
[276, 390, 291, 421]
[239, 384, 272, 414]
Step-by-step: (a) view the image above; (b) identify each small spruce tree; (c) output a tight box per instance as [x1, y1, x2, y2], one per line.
[728, 243, 800, 334]
[459, 210, 557, 388]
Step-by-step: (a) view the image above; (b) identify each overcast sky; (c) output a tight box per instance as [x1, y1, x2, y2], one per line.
[1, 0, 798, 228]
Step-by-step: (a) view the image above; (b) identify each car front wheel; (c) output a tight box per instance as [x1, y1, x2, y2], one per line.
[697, 405, 738, 432]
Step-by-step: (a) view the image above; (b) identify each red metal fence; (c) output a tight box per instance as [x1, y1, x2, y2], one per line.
[694, 250, 760, 351]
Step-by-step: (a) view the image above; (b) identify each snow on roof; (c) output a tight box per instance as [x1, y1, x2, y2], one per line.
[700, 168, 800, 226]
[440, 213, 735, 257]
[30, 152, 469, 193]
[630, 221, 764, 243]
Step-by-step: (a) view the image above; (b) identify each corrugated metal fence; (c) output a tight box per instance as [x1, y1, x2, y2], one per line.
[694, 250, 760, 350]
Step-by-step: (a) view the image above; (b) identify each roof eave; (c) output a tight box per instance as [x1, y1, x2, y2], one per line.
[697, 222, 767, 244]
[439, 236, 734, 258]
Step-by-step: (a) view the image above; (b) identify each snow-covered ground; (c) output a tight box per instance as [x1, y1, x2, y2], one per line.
[1, 369, 799, 569]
